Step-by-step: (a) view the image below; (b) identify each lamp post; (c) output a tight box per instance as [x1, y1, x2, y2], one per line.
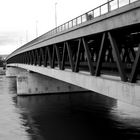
[36, 20, 38, 37]
[55, 2, 57, 27]
[26, 30, 28, 42]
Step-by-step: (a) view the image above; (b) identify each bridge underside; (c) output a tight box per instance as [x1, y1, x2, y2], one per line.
[6, 66, 86, 95]
[7, 64, 140, 107]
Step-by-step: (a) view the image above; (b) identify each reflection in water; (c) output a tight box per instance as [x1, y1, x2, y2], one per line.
[0, 76, 140, 140]
[110, 101, 140, 139]
[0, 76, 30, 140]
[16, 93, 116, 140]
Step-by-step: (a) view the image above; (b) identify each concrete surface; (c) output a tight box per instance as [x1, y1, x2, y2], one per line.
[7, 63, 140, 107]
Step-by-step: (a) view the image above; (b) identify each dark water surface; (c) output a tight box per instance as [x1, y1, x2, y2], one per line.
[0, 75, 140, 140]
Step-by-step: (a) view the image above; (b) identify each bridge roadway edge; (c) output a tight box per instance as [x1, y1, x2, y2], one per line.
[7, 63, 140, 107]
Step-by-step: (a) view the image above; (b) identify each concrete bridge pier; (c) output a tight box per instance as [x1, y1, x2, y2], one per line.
[6, 67, 23, 77]
[6, 67, 86, 95]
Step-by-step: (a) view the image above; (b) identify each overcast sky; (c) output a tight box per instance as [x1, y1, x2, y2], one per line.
[0, 0, 107, 54]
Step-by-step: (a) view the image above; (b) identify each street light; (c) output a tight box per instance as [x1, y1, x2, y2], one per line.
[55, 2, 57, 27]
[36, 20, 38, 37]
[26, 30, 28, 42]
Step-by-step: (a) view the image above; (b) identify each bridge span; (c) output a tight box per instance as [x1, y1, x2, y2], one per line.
[6, 0, 140, 107]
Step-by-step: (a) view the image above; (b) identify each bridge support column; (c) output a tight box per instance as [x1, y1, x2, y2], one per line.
[17, 71, 86, 95]
[6, 67, 23, 77]
[6, 67, 86, 95]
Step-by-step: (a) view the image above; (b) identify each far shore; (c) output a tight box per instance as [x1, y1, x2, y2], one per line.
[0, 67, 5, 75]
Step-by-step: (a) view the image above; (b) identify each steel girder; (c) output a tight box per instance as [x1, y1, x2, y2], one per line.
[7, 29, 140, 83]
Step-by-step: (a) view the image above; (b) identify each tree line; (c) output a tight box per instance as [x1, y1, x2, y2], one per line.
[0, 57, 5, 67]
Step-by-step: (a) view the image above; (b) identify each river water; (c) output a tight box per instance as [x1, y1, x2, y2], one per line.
[0, 75, 140, 140]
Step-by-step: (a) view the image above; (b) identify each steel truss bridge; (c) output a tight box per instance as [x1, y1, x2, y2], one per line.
[6, 0, 140, 106]
[7, 0, 140, 83]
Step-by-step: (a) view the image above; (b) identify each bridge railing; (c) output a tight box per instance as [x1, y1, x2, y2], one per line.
[47, 0, 138, 36]
[23, 0, 138, 49]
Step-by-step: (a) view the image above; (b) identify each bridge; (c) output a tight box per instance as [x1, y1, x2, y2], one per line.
[6, 0, 140, 107]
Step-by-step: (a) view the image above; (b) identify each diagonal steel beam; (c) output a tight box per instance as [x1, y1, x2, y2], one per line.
[38, 49, 42, 66]
[33, 50, 36, 65]
[82, 37, 94, 75]
[28, 52, 31, 64]
[31, 50, 35, 65]
[66, 41, 74, 72]
[47, 47, 52, 68]
[130, 44, 140, 83]
[43, 47, 48, 67]
[52, 45, 56, 68]
[40, 48, 45, 66]
[55, 44, 61, 69]
[26, 52, 29, 64]
[61, 42, 66, 70]
[108, 32, 127, 82]
[130, 47, 136, 61]
[22, 53, 25, 64]
[35, 49, 39, 65]
[95, 33, 106, 76]
[74, 39, 82, 72]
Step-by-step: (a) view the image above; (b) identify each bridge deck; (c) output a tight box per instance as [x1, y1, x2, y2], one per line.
[6, 0, 140, 84]
[7, 0, 140, 58]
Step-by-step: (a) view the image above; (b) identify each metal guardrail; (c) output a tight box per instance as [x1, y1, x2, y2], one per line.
[27, 0, 138, 46]
[47, 0, 138, 36]
[24, 0, 139, 46]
